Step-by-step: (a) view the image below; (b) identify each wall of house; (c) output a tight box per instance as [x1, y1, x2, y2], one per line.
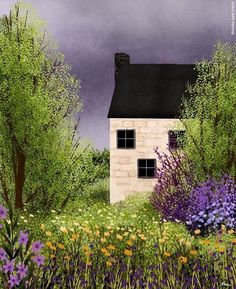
[110, 118, 183, 203]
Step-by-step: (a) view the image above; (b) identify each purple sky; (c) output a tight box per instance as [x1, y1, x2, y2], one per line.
[0, 0, 235, 149]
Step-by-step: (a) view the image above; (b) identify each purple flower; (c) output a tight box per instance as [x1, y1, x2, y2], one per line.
[0, 205, 7, 219]
[16, 263, 28, 279]
[18, 230, 29, 246]
[31, 241, 44, 253]
[3, 259, 15, 273]
[32, 255, 45, 267]
[8, 274, 20, 288]
[0, 224, 3, 229]
[0, 248, 7, 261]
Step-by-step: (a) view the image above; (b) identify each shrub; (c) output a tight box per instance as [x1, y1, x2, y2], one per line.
[149, 147, 198, 223]
[91, 148, 110, 179]
[186, 174, 236, 236]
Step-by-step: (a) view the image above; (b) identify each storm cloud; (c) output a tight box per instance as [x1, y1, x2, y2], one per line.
[0, 0, 234, 148]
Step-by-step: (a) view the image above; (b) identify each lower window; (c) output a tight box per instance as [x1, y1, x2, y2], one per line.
[137, 159, 156, 178]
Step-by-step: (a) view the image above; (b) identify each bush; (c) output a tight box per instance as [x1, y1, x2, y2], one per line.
[91, 148, 110, 179]
[149, 147, 198, 223]
[186, 174, 236, 236]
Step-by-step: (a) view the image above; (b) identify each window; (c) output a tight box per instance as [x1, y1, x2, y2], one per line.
[117, 129, 135, 149]
[168, 130, 185, 149]
[138, 159, 156, 178]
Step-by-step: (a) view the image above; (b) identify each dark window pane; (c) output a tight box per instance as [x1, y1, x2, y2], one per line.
[126, 139, 135, 148]
[147, 159, 155, 167]
[126, 130, 134, 138]
[117, 130, 125, 138]
[138, 159, 146, 167]
[138, 168, 146, 177]
[147, 168, 155, 177]
[117, 139, 125, 148]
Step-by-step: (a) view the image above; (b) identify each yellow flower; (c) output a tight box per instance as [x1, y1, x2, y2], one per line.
[86, 261, 92, 266]
[104, 232, 110, 237]
[64, 255, 71, 261]
[194, 229, 201, 235]
[50, 245, 57, 251]
[138, 234, 147, 240]
[60, 226, 68, 234]
[159, 238, 166, 244]
[106, 225, 112, 230]
[232, 239, 236, 244]
[164, 251, 171, 257]
[107, 244, 116, 250]
[57, 243, 65, 250]
[124, 249, 132, 257]
[190, 250, 198, 256]
[105, 251, 111, 257]
[106, 261, 112, 267]
[127, 240, 133, 246]
[50, 254, 56, 259]
[228, 229, 234, 235]
[116, 234, 123, 240]
[201, 239, 211, 245]
[40, 224, 45, 231]
[218, 247, 225, 253]
[221, 224, 226, 231]
[45, 241, 52, 247]
[95, 231, 100, 236]
[179, 256, 188, 264]
[45, 231, 52, 237]
[83, 245, 90, 251]
[130, 234, 136, 240]
[85, 250, 92, 257]
[179, 238, 185, 244]
[123, 232, 129, 236]
[185, 241, 192, 247]
[137, 229, 141, 233]
[101, 247, 107, 253]
[95, 225, 100, 229]
[101, 238, 107, 243]
[71, 234, 79, 241]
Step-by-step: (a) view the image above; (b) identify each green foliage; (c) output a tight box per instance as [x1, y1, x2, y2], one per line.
[91, 148, 110, 179]
[180, 42, 236, 181]
[0, 3, 85, 211]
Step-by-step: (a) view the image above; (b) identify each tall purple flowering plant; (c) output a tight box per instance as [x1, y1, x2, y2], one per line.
[0, 201, 45, 288]
[149, 147, 198, 222]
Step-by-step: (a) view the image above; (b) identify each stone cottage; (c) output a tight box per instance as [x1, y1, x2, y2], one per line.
[108, 53, 197, 203]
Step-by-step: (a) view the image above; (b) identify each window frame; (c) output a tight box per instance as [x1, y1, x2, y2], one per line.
[137, 158, 156, 178]
[116, 129, 136, 149]
[168, 130, 186, 150]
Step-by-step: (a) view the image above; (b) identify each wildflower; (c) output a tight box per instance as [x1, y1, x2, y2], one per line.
[218, 247, 225, 253]
[8, 274, 20, 288]
[201, 239, 211, 245]
[45, 241, 52, 247]
[179, 256, 188, 264]
[185, 241, 192, 247]
[64, 255, 71, 261]
[194, 229, 201, 235]
[57, 243, 65, 249]
[71, 234, 79, 241]
[104, 232, 110, 237]
[159, 238, 166, 244]
[45, 231, 52, 237]
[86, 260, 92, 266]
[106, 225, 112, 230]
[105, 251, 111, 257]
[116, 234, 123, 240]
[101, 248, 107, 253]
[50, 254, 56, 259]
[106, 261, 112, 267]
[85, 250, 91, 257]
[95, 231, 100, 236]
[16, 263, 28, 279]
[32, 255, 45, 267]
[232, 239, 236, 244]
[83, 245, 89, 251]
[0, 248, 7, 261]
[95, 225, 99, 229]
[40, 224, 45, 231]
[18, 231, 29, 246]
[23, 220, 28, 223]
[164, 251, 171, 257]
[3, 259, 15, 273]
[0, 205, 7, 219]
[49, 245, 57, 251]
[51, 210, 56, 213]
[130, 234, 136, 240]
[123, 232, 129, 236]
[127, 240, 133, 246]
[101, 238, 106, 243]
[124, 249, 132, 257]
[29, 214, 34, 218]
[60, 226, 68, 234]
[31, 241, 44, 253]
[190, 250, 198, 256]
[107, 244, 116, 250]
[228, 229, 234, 234]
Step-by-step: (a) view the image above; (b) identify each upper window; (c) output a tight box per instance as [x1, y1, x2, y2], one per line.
[138, 159, 156, 178]
[117, 129, 135, 149]
[168, 130, 185, 149]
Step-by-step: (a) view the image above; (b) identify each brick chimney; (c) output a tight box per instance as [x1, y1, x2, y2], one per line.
[115, 52, 130, 81]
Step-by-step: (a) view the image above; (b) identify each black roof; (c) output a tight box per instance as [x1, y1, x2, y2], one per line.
[108, 64, 197, 118]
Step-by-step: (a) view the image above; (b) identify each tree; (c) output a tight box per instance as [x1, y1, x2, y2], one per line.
[0, 3, 82, 209]
[180, 42, 236, 181]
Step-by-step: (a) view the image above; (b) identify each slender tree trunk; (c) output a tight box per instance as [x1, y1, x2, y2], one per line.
[14, 149, 25, 209]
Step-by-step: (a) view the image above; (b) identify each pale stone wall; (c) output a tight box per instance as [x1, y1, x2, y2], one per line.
[109, 118, 183, 203]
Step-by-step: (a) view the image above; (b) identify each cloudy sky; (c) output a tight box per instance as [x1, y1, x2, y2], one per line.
[0, 0, 235, 149]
